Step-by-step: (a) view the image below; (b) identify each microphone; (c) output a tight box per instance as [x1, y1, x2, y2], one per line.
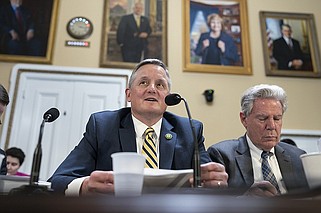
[43, 108, 60, 123]
[165, 93, 182, 106]
[9, 108, 60, 195]
[165, 93, 202, 188]
[29, 108, 60, 186]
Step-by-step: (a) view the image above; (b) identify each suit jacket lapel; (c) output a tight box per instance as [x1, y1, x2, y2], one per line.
[119, 113, 137, 152]
[236, 136, 254, 186]
[275, 145, 294, 188]
[159, 118, 176, 169]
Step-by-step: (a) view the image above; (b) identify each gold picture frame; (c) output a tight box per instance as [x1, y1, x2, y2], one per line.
[100, 0, 167, 69]
[0, 0, 59, 64]
[183, 0, 252, 75]
[259, 11, 321, 78]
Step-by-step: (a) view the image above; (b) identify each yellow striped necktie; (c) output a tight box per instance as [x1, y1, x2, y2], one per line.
[142, 127, 158, 168]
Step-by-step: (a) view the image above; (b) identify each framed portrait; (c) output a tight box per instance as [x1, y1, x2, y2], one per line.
[259, 11, 321, 78]
[183, 0, 252, 75]
[0, 0, 59, 64]
[100, 0, 167, 68]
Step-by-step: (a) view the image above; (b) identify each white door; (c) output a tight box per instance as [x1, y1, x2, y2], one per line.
[0, 64, 131, 181]
[9, 77, 74, 181]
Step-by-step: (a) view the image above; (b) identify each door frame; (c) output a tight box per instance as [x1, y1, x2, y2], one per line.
[0, 64, 132, 178]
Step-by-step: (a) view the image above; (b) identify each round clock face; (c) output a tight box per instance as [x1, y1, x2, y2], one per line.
[67, 17, 93, 39]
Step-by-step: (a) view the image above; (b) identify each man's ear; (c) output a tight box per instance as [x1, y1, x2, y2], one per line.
[239, 112, 247, 127]
[125, 88, 131, 102]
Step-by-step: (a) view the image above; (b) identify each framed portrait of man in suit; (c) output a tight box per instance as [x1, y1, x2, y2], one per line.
[260, 11, 321, 78]
[183, 0, 252, 75]
[100, 0, 167, 69]
[0, 0, 59, 64]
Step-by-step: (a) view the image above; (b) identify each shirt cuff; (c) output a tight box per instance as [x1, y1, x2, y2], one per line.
[65, 176, 89, 196]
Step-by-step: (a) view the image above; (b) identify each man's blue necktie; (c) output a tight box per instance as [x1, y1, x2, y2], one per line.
[261, 151, 281, 194]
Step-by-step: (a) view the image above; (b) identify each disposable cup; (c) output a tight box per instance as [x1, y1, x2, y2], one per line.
[111, 152, 145, 197]
[300, 152, 321, 189]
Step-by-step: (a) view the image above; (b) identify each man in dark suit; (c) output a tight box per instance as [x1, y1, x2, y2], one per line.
[0, 84, 10, 175]
[272, 24, 304, 70]
[208, 84, 309, 197]
[49, 59, 228, 195]
[0, 0, 43, 56]
[116, 2, 152, 62]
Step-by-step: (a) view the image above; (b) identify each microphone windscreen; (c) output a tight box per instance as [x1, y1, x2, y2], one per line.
[43, 108, 60, 122]
[165, 93, 182, 106]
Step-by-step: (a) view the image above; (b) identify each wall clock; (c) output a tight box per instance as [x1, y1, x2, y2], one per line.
[66, 17, 93, 39]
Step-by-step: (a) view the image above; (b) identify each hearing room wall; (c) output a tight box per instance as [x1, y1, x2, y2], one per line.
[1, 0, 321, 148]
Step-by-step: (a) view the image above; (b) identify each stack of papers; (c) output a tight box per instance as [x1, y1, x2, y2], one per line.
[143, 168, 193, 188]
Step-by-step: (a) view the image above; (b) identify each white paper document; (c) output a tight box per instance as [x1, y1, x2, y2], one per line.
[143, 168, 193, 188]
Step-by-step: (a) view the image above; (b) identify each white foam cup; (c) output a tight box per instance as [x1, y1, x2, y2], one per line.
[111, 152, 145, 197]
[300, 152, 321, 189]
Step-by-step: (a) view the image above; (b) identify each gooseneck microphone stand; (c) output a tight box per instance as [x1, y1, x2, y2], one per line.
[9, 120, 50, 195]
[181, 97, 202, 188]
[29, 119, 45, 186]
[165, 93, 202, 188]
[9, 108, 59, 196]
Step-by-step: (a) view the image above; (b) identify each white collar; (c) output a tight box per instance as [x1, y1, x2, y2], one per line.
[131, 115, 162, 139]
[246, 134, 275, 157]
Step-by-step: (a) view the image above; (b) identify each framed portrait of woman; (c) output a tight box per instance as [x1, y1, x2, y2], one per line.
[0, 0, 59, 64]
[100, 0, 167, 69]
[183, 0, 252, 75]
[260, 11, 321, 78]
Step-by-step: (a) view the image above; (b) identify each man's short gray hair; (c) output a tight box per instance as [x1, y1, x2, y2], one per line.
[241, 84, 288, 117]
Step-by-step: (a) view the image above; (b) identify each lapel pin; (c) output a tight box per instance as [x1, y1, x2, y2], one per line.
[165, 133, 172, 140]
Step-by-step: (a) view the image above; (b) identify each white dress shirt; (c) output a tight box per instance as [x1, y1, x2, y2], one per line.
[246, 134, 287, 194]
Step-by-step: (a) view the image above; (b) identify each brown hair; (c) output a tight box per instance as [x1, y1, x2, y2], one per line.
[0, 84, 10, 106]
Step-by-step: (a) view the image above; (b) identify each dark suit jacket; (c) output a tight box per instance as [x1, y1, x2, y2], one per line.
[0, 148, 7, 175]
[272, 37, 304, 70]
[0, 4, 35, 38]
[0, 4, 43, 55]
[116, 14, 151, 62]
[49, 108, 211, 194]
[207, 135, 309, 194]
